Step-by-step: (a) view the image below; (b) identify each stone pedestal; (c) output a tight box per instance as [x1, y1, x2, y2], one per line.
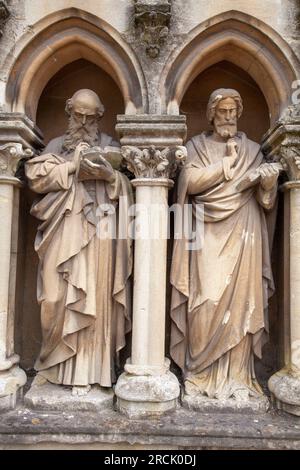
[25, 383, 114, 412]
[115, 115, 186, 417]
[116, 365, 180, 418]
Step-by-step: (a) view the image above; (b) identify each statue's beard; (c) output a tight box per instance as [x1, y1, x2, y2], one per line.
[214, 122, 237, 139]
[62, 117, 99, 153]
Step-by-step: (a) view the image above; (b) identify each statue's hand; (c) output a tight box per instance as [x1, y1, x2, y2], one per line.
[259, 163, 279, 191]
[80, 158, 116, 183]
[75, 142, 90, 158]
[226, 138, 238, 168]
[69, 142, 90, 174]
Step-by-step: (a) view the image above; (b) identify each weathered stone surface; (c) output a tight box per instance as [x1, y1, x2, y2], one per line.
[116, 115, 187, 148]
[115, 371, 180, 418]
[25, 383, 114, 412]
[0, 114, 44, 150]
[0, 1, 9, 38]
[134, 0, 171, 58]
[1, 406, 300, 449]
[182, 394, 270, 414]
[116, 371, 180, 402]
[0, 142, 32, 177]
[0, 366, 26, 410]
[122, 145, 186, 178]
[0, 0, 299, 447]
[269, 371, 300, 417]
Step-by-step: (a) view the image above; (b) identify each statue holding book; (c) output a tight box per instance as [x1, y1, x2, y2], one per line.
[26, 89, 133, 396]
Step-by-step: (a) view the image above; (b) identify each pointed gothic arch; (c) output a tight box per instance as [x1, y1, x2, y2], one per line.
[5, 8, 148, 120]
[161, 10, 300, 124]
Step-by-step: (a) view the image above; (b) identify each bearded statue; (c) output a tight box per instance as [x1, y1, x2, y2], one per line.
[170, 89, 279, 405]
[26, 89, 133, 396]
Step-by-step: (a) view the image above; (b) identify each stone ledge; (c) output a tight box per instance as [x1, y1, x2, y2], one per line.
[1, 406, 300, 449]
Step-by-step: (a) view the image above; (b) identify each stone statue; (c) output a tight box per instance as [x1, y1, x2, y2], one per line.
[170, 89, 279, 403]
[26, 89, 132, 396]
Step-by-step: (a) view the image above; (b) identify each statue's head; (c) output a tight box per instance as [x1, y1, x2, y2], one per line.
[63, 89, 105, 153]
[207, 89, 243, 139]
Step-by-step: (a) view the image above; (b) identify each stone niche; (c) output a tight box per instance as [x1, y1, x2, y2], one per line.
[14, 59, 125, 372]
[164, 60, 284, 392]
[181, 61, 270, 143]
[14, 57, 285, 401]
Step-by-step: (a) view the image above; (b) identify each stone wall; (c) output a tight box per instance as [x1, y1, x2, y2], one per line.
[0, 0, 299, 371]
[1, 1, 299, 113]
[0, 0, 300, 439]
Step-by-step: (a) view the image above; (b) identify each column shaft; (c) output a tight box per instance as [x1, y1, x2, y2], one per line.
[131, 183, 169, 368]
[0, 182, 14, 365]
[0, 177, 26, 410]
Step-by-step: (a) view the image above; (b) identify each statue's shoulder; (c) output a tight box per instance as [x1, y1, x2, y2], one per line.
[43, 136, 64, 154]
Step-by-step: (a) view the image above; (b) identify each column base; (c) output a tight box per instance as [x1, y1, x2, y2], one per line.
[268, 368, 300, 416]
[115, 370, 180, 418]
[0, 364, 27, 410]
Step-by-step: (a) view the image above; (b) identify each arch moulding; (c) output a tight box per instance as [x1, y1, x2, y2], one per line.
[5, 8, 148, 121]
[161, 10, 300, 124]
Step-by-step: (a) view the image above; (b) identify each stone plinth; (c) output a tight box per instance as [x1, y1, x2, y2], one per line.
[25, 383, 114, 412]
[182, 394, 270, 414]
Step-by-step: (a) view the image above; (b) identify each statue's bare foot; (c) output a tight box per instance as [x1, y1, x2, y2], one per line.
[31, 374, 48, 387]
[72, 385, 91, 397]
[232, 388, 249, 401]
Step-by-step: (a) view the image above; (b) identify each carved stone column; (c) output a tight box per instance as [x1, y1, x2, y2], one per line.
[0, 114, 43, 409]
[262, 105, 300, 416]
[115, 115, 186, 417]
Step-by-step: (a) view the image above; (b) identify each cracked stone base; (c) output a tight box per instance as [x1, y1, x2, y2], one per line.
[182, 393, 270, 414]
[115, 370, 180, 418]
[117, 397, 179, 418]
[25, 383, 114, 412]
[268, 370, 300, 416]
[0, 388, 24, 411]
[0, 365, 27, 410]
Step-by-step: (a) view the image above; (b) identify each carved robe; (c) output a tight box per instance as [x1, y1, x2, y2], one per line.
[26, 134, 132, 387]
[170, 132, 276, 399]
